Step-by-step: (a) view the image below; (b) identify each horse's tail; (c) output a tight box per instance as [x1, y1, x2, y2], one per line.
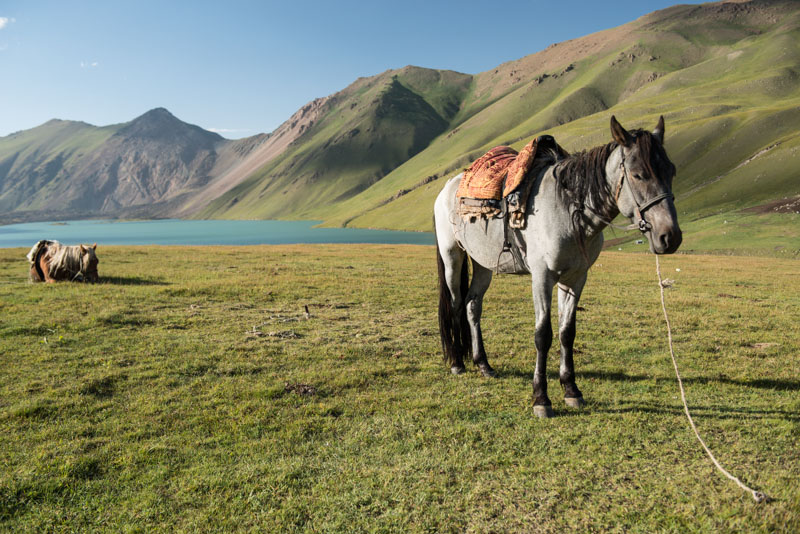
[435, 215, 471, 368]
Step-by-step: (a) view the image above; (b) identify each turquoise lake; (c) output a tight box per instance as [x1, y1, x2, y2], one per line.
[0, 219, 434, 248]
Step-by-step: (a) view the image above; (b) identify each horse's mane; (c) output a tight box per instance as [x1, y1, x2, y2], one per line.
[49, 243, 91, 279]
[633, 129, 675, 180]
[555, 141, 618, 222]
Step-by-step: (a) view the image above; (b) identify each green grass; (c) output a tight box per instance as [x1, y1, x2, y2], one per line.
[1, 245, 798, 532]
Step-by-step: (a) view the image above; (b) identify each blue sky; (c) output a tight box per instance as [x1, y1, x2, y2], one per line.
[0, 0, 704, 138]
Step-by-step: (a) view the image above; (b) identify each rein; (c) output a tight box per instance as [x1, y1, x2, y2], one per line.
[589, 141, 769, 502]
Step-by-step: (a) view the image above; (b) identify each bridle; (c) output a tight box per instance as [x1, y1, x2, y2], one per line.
[612, 148, 674, 234]
[72, 250, 97, 282]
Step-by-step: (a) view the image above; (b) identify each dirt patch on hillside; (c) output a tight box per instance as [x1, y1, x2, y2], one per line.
[620, 70, 664, 99]
[741, 196, 800, 214]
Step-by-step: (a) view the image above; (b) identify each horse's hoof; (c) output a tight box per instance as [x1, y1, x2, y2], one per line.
[533, 405, 554, 419]
[478, 364, 497, 378]
[451, 366, 466, 375]
[564, 396, 585, 409]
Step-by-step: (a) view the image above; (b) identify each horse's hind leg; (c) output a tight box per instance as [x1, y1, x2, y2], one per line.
[435, 230, 470, 374]
[557, 276, 587, 408]
[465, 262, 496, 378]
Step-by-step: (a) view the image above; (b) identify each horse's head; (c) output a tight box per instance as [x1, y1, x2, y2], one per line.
[79, 243, 99, 282]
[609, 115, 682, 254]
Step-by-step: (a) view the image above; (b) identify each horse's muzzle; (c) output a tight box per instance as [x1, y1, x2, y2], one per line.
[652, 226, 682, 255]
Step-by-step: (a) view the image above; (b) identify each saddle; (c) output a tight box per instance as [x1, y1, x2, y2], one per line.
[456, 135, 568, 228]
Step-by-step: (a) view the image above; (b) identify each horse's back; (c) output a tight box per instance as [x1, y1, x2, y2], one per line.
[434, 174, 462, 213]
[26, 240, 58, 264]
[437, 166, 602, 277]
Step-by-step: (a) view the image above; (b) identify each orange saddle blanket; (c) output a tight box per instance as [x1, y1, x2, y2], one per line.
[457, 139, 537, 200]
[455, 135, 568, 228]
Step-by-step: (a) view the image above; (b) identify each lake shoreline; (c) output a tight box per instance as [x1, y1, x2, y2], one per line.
[0, 219, 434, 248]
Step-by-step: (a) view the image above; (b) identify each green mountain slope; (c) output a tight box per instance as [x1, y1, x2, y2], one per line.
[195, 67, 472, 220]
[0, 120, 121, 214]
[200, 0, 799, 255]
[333, 0, 800, 232]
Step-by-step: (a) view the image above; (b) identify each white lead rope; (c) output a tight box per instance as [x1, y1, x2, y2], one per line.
[655, 255, 769, 503]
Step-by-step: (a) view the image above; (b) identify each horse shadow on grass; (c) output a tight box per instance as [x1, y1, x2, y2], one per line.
[575, 370, 800, 393]
[99, 276, 169, 286]
[495, 368, 800, 422]
[499, 367, 800, 392]
[583, 399, 800, 423]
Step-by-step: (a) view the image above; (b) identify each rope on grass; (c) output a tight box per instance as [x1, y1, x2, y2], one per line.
[655, 255, 770, 504]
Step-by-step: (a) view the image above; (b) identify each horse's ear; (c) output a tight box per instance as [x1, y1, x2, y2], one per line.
[610, 115, 633, 147]
[80, 244, 87, 254]
[652, 115, 665, 144]
[92, 243, 97, 250]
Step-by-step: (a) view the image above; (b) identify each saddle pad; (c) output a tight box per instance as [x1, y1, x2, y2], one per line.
[456, 146, 518, 200]
[455, 137, 542, 201]
[455, 135, 569, 228]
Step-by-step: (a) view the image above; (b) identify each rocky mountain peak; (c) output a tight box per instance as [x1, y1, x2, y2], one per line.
[116, 107, 222, 144]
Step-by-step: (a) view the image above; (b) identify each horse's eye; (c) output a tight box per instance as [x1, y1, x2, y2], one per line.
[633, 173, 643, 180]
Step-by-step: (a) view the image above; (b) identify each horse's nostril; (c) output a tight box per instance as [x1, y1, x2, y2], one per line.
[659, 229, 682, 253]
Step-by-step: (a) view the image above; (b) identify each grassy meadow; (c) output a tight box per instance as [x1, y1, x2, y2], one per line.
[1, 245, 798, 532]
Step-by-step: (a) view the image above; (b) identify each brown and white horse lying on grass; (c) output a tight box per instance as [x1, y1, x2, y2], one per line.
[27, 240, 99, 283]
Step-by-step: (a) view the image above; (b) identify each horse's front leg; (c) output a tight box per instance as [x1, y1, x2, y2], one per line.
[531, 271, 556, 418]
[465, 262, 496, 377]
[558, 276, 587, 408]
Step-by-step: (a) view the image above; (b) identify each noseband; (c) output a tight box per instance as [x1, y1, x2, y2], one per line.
[615, 152, 674, 233]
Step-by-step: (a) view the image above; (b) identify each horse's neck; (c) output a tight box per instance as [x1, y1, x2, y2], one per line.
[583, 147, 622, 235]
[545, 148, 621, 238]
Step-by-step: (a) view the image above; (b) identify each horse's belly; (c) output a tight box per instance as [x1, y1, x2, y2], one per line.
[456, 217, 529, 274]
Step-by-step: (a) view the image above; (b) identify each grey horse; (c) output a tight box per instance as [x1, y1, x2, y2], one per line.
[434, 116, 682, 417]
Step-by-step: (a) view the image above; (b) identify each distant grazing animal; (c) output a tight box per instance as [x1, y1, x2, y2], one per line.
[27, 240, 99, 283]
[434, 116, 682, 417]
